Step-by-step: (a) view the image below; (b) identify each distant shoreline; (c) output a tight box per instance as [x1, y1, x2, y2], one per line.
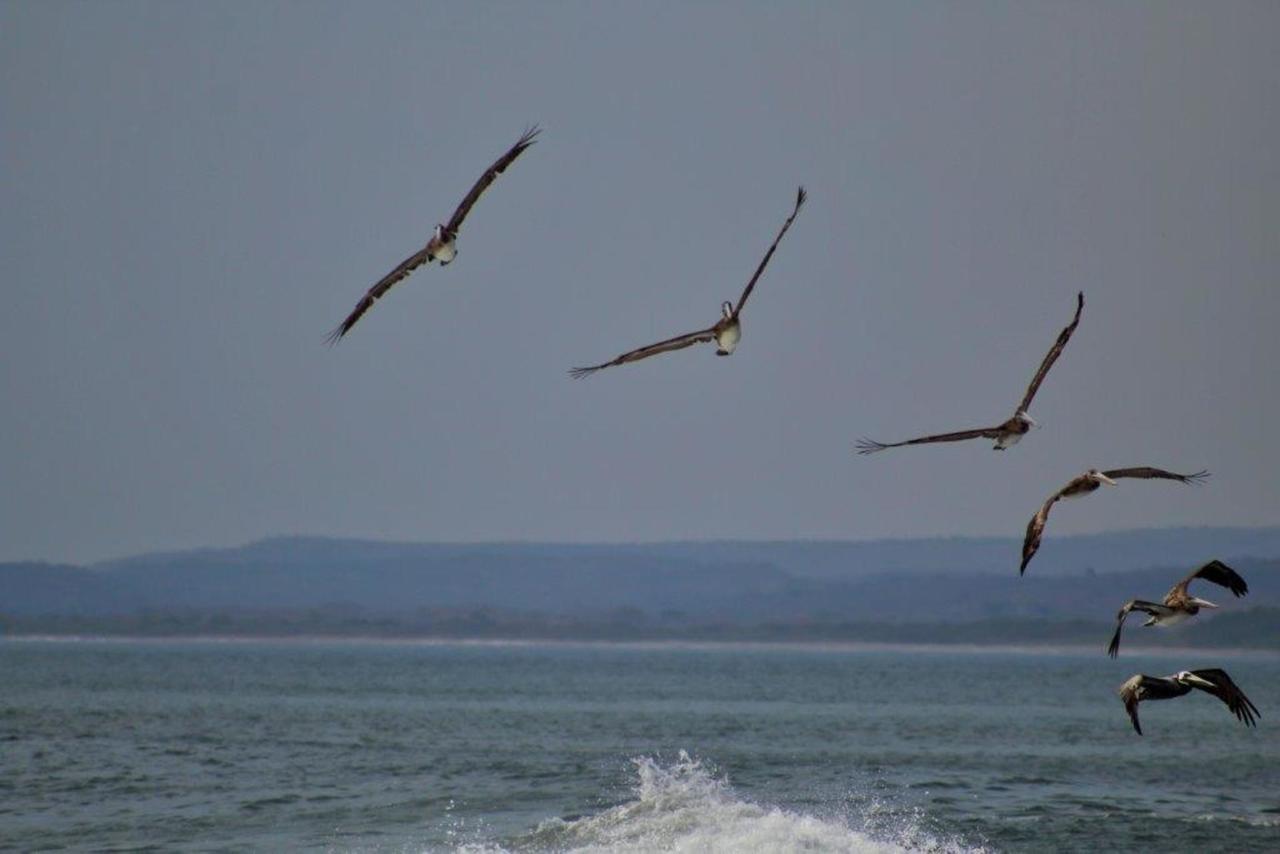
[5, 633, 1278, 659]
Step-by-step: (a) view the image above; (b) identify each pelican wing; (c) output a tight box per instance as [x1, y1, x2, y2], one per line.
[1107, 600, 1174, 658]
[326, 245, 435, 343]
[1118, 674, 1151, 734]
[444, 126, 540, 235]
[1101, 467, 1210, 484]
[855, 426, 1005, 455]
[569, 326, 718, 378]
[732, 186, 806, 316]
[1019, 487, 1071, 575]
[1016, 292, 1084, 413]
[1172, 559, 1248, 600]
[1187, 668, 1261, 727]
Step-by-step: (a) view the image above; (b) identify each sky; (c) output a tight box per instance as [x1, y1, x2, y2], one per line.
[2, 2, 1278, 564]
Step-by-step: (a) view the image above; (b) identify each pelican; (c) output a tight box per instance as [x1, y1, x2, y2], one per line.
[1118, 668, 1259, 735]
[1020, 467, 1208, 575]
[327, 126, 541, 342]
[1107, 560, 1248, 657]
[856, 292, 1083, 453]
[568, 186, 806, 378]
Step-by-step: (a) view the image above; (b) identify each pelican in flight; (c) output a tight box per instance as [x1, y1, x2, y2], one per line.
[856, 292, 1083, 453]
[1107, 560, 1248, 658]
[327, 126, 541, 342]
[1020, 467, 1208, 575]
[1118, 668, 1259, 735]
[568, 187, 806, 378]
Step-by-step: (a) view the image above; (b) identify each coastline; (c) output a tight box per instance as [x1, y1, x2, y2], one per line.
[5, 632, 1278, 659]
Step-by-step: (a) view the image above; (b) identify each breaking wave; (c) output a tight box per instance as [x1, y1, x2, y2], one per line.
[464, 751, 986, 853]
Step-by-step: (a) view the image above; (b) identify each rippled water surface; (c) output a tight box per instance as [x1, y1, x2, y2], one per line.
[2, 639, 1277, 852]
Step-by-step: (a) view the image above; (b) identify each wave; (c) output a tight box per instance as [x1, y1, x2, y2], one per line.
[464, 751, 987, 854]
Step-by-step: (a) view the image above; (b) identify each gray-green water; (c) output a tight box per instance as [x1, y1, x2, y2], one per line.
[2, 639, 1277, 852]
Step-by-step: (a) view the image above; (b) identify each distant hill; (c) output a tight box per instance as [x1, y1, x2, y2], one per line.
[2, 528, 1277, 647]
[87, 525, 1280, 581]
[0, 562, 143, 616]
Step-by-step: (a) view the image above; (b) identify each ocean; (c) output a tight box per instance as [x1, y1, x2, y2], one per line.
[2, 638, 1277, 852]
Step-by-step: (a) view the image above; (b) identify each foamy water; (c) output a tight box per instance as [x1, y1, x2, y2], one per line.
[466, 752, 984, 854]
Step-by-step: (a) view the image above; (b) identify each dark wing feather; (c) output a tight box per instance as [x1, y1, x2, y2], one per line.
[855, 426, 1005, 455]
[444, 126, 540, 235]
[326, 245, 435, 343]
[1017, 292, 1084, 413]
[1118, 675, 1149, 735]
[1107, 600, 1172, 658]
[569, 326, 718, 378]
[1020, 474, 1097, 574]
[1175, 559, 1248, 599]
[1188, 668, 1261, 727]
[1102, 467, 1209, 483]
[732, 186, 806, 316]
[1020, 488, 1069, 575]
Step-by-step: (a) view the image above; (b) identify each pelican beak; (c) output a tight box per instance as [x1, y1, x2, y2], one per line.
[1191, 597, 1219, 610]
[1098, 474, 1118, 486]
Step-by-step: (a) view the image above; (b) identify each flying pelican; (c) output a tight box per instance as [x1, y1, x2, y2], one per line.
[1118, 668, 1260, 735]
[568, 186, 806, 378]
[327, 126, 541, 342]
[856, 291, 1083, 453]
[1020, 467, 1208, 575]
[1107, 560, 1248, 658]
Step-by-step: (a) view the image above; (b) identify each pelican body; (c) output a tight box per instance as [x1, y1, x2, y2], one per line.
[425, 224, 457, 265]
[1057, 467, 1119, 499]
[713, 302, 741, 355]
[992, 412, 1035, 449]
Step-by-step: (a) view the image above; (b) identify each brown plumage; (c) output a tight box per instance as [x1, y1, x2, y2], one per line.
[327, 126, 541, 343]
[856, 291, 1083, 454]
[1118, 668, 1259, 735]
[1019, 467, 1208, 575]
[569, 186, 806, 378]
[1107, 560, 1248, 657]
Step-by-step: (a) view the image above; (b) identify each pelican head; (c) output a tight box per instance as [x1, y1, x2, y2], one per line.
[434, 223, 445, 240]
[721, 300, 734, 320]
[1174, 671, 1217, 690]
[1087, 468, 1118, 486]
[1015, 410, 1039, 430]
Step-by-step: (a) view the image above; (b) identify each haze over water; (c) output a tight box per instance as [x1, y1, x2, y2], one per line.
[4, 639, 1277, 852]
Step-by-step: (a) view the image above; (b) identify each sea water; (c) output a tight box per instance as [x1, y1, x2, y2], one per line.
[2, 639, 1277, 852]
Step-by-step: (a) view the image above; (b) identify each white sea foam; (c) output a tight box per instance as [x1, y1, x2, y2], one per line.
[471, 751, 986, 854]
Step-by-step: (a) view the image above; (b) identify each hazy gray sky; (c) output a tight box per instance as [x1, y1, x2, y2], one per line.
[2, 2, 1277, 564]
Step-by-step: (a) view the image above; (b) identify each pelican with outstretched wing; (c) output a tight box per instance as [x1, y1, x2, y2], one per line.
[856, 292, 1083, 454]
[569, 187, 806, 378]
[1118, 668, 1259, 735]
[1020, 467, 1208, 575]
[327, 126, 541, 342]
[1107, 560, 1248, 657]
